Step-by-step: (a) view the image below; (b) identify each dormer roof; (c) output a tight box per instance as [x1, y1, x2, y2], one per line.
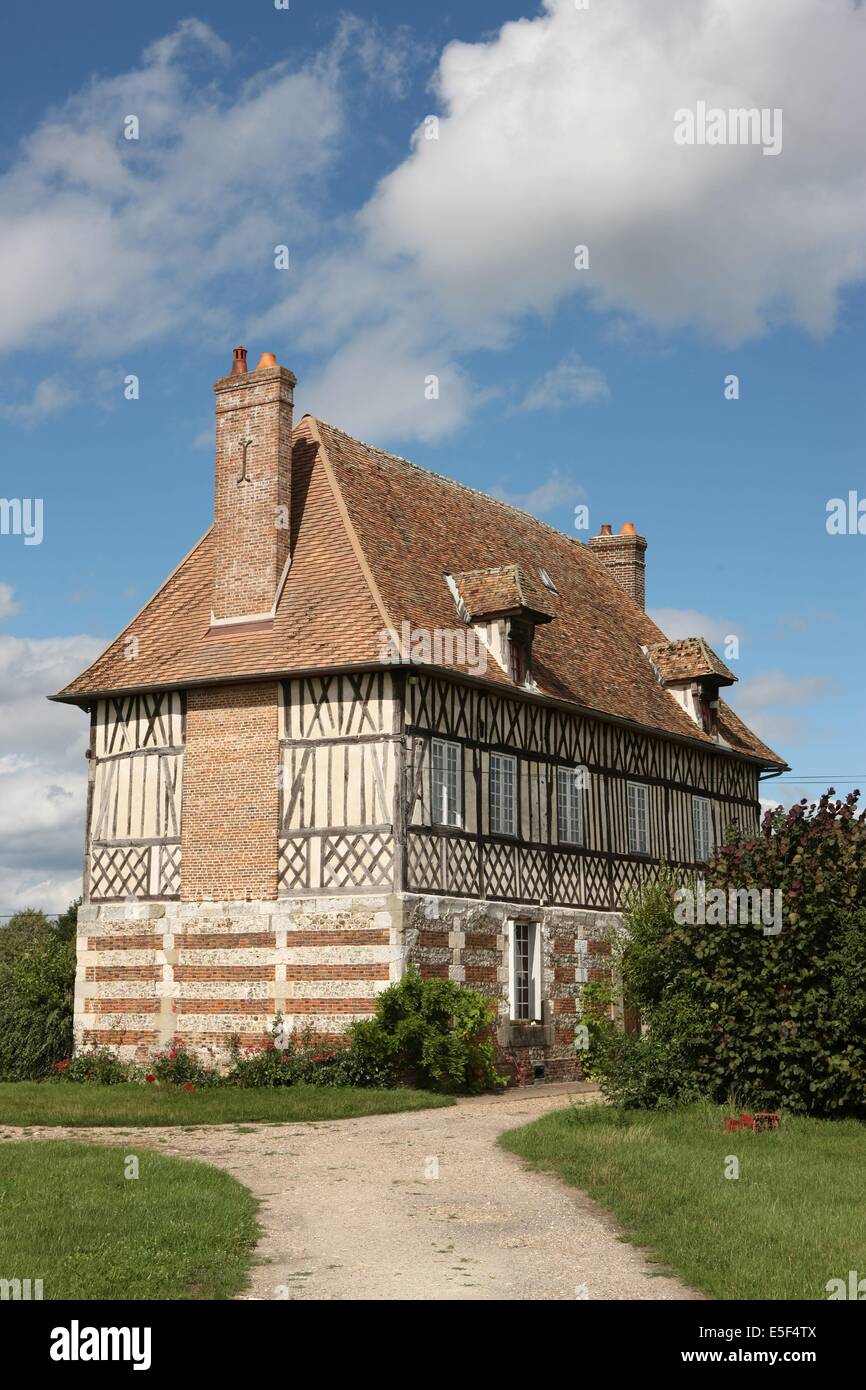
[645, 637, 737, 687]
[450, 565, 555, 624]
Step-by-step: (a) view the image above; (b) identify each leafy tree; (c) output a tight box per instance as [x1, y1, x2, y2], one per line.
[583, 791, 866, 1115]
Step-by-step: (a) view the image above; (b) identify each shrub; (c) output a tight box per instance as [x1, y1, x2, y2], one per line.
[347, 971, 504, 1093]
[58, 1047, 138, 1085]
[582, 791, 866, 1115]
[0, 908, 76, 1080]
[150, 1039, 221, 1088]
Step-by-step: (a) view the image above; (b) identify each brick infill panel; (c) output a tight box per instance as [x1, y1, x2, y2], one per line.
[86, 966, 162, 982]
[284, 965, 389, 981]
[285, 930, 389, 946]
[86, 998, 160, 1014]
[173, 966, 275, 981]
[172, 932, 277, 950]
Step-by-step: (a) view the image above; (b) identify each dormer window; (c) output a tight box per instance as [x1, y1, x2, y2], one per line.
[642, 638, 736, 742]
[447, 565, 555, 688]
[509, 619, 532, 685]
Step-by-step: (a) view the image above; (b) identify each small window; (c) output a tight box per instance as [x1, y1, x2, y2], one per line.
[431, 738, 462, 827]
[557, 765, 586, 845]
[538, 567, 558, 593]
[693, 796, 713, 862]
[511, 921, 542, 1021]
[490, 752, 517, 836]
[509, 619, 532, 685]
[627, 781, 649, 855]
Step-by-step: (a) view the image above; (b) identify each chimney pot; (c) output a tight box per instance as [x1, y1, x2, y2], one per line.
[599, 523, 613, 536]
[255, 351, 279, 371]
[231, 346, 248, 376]
[620, 521, 637, 535]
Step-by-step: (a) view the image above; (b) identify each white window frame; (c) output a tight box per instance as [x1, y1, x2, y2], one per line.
[489, 752, 517, 836]
[693, 795, 713, 863]
[431, 738, 462, 828]
[627, 781, 649, 855]
[557, 765, 586, 845]
[508, 920, 543, 1022]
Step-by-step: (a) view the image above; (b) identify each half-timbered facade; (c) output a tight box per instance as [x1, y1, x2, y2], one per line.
[55, 347, 786, 1081]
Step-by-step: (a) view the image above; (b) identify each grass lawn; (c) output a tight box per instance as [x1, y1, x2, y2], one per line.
[500, 1102, 866, 1300]
[0, 1140, 259, 1299]
[0, 1081, 453, 1128]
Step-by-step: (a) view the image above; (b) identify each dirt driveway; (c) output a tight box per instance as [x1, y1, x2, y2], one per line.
[2, 1085, 699, 1301]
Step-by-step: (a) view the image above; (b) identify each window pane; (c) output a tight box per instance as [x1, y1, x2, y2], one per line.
[558, 766, 584, 845]
[693, 797, 711, 862]
[491, 754, 515, 835]
[514, 923, 530, 1020]
[432, 739, 461, 826]
[628, 783, 648, 854]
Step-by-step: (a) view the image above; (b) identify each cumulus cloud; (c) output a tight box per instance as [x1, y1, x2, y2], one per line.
[0, 634, 102, 915]
[259, 0, 866, 439]
[516, 353, 610, 412]
[735, 670, 833, 747]
[0, 583, 21, 620]
[492, 468, 584, 516]
[0, 19, 344, 359]
[649, 607, 741, 650]
[0, 376, 78, 427]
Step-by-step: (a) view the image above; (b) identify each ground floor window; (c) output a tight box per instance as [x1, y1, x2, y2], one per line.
[510, 920, 542, 1022]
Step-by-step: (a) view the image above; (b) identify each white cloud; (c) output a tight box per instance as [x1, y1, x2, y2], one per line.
[0, 20, 345, 360]
[492, 468, 584, 516]
[0, 376, 78, 427]
[516, 353, 610, 412]
[649, 607, 740, 650]
[735, 670, 833, 748]
[0, 634, 102, 915]
[0, 583, 21, 621]
[261, 0, 866, 439]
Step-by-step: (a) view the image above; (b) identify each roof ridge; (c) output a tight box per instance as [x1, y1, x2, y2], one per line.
[305, 415, 589, 552]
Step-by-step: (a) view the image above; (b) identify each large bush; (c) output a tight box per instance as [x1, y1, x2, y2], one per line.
[582, 791, 866, 1115]
[0, 905, 78, 1080]
[348, 971, 504, 1094]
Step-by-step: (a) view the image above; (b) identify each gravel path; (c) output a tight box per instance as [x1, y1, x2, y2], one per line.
[1, 1086, 699, 1301]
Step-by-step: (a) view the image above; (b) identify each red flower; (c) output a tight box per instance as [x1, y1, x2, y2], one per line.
[53, 1058, 69, 1072]
[168, 1050, 177, 1060]
[181, 1083, 194, 1092]
[145, 1074, 156, 1083]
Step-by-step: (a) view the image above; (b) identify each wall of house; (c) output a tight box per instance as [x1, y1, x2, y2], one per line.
[74, 894, 404, 1060]
[85, 693, 185, 902]
[277, 673, 399, 895]
[75, 669, 761, 1077]
[404, 673, 759, 909]
[181, 682, 280, 902]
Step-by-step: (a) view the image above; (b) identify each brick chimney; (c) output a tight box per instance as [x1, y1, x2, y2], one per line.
[589, 521, 648, 609]
[211, 348, 296, 626]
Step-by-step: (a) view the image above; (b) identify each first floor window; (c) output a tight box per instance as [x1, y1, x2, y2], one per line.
[693, 796, 713, 862]
[627, 781, 649, 855]
[431, 738, 462, 826]
[557, 765, 586, 845]
[511, 921, 542, 1021]
[490, 752, 517, 835]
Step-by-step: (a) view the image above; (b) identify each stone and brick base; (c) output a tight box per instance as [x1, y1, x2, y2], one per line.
[74, 893, 618, 1082]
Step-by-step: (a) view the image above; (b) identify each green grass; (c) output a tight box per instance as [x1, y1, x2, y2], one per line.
[0, 1140, 259, 1299]
[499, 1102, 866, 1300]
[0, 1081, 453, 1128]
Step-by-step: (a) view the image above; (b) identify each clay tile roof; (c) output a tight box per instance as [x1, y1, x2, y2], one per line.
[54, 414, 785, 770]
[451, 565, 555, 622]
[645, 638, 737, 686]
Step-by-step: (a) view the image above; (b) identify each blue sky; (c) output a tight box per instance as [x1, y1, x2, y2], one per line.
[1, 0, 865, 913]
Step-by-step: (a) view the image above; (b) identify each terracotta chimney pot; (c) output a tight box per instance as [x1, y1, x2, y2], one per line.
[255, 352, 279, 371]
[231, 346, 248, 376]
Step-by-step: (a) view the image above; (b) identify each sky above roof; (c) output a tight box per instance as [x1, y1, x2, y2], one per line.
[1, 0, 864, 914]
